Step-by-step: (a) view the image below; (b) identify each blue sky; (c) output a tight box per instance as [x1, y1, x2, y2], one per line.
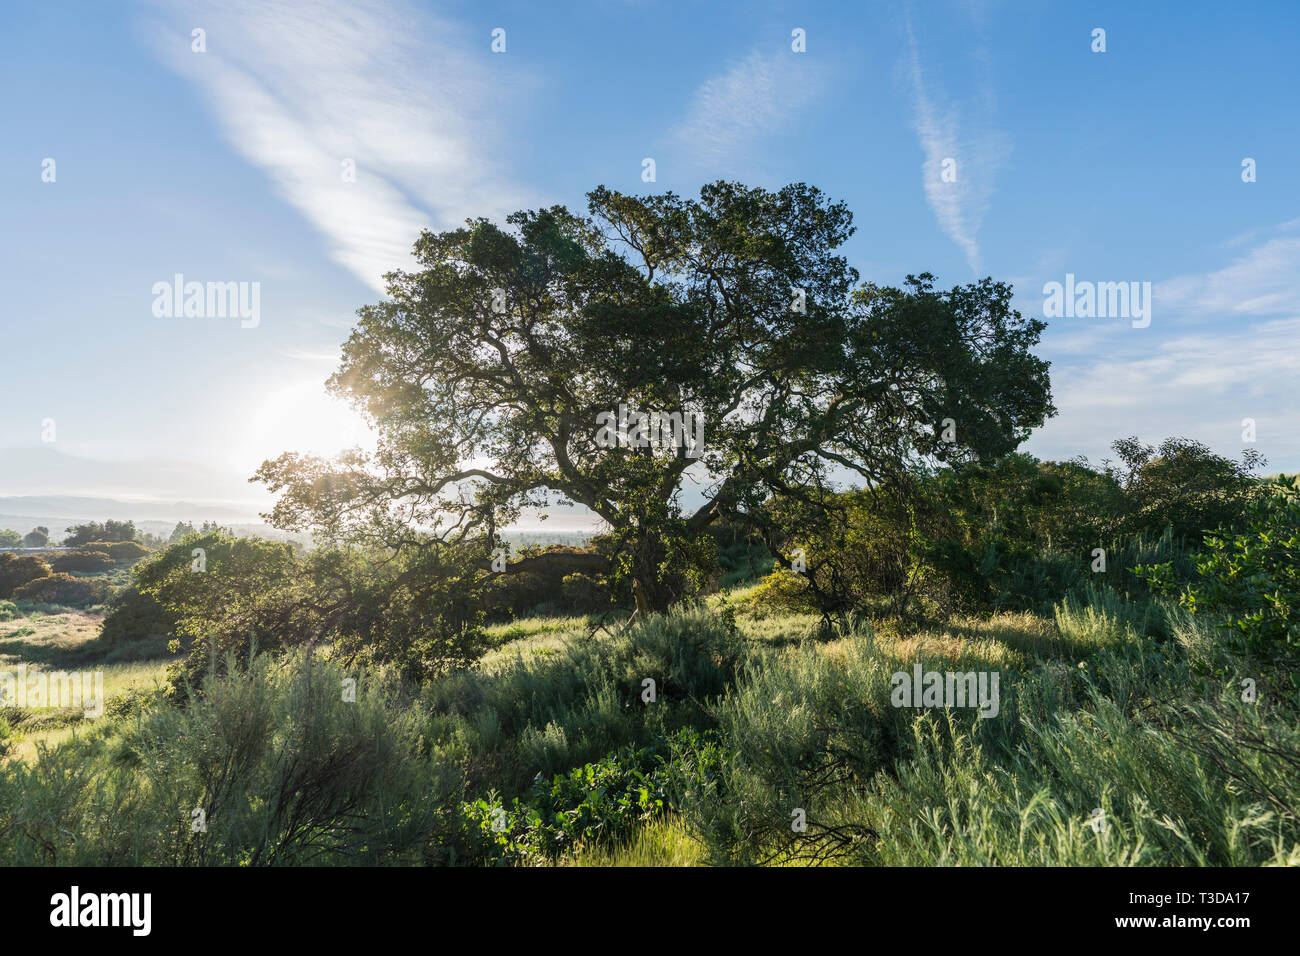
[3, 0, 1298, 519]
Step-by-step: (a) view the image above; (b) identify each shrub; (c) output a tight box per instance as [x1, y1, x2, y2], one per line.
[136, 533, 489, 690]
[0, 600, 19, 622]
[559, 572, 610, 612]
[11, 573, 110, 606]
[1146, 484, 1300, 695]
[759, 484, 928, 619]
[712, 524, 774, 589]
[86, 541, 151, 565]
[857, 666, 1295, 866]
[0, 554, 51, 599]
[99, 583, 180, 646]
[0, 651, 459, 866]
[463, 727, 727, 865]
[741, 567, 817, 617]
[1053, 583, 1155, 651]
[1106, 436, 1265, 545]
[680, 625, 899, 865]
[423, 606, 743, 798]
[51, 549, 118, 574]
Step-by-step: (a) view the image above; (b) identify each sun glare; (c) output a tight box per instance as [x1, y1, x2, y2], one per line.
[234, 381, 376, 476]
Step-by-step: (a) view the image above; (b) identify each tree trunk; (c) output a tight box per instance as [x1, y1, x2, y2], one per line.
[630, 530, 676, 614]
[632, 577, 650, 616]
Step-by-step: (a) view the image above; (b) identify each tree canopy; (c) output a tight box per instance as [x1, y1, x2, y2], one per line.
[257, 181, 1054, 612]
[63, 519, 137, 547]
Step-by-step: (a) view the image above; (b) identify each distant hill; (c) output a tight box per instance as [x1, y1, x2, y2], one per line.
[0, 496, 257, 522]
[0, 447, 606, 546]
[0, 495, 289, 546]
[0, 513, 305, 547]
[0, 447, 266, 506]
[0, 495, 598, 549]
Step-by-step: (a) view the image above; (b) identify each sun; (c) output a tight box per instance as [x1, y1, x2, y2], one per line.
[233, 381, 376, 476]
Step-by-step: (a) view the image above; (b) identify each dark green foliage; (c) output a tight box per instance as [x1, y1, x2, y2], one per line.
[460, 729, 724, 864]
[99, 583, 180, 646]
[711, 522, 775, 589]
[130, 533, 490, 691]
[483, 545, 613, 620]
[1103, 436, 1265, 544]
[763, 438, 1261, 620]
[62, 520, 138, 547]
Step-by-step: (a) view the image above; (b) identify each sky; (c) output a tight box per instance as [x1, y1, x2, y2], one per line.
[2, 0, 1298, 523]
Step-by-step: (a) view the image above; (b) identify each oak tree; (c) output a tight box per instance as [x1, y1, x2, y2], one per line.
[256, 182, 1054, 614]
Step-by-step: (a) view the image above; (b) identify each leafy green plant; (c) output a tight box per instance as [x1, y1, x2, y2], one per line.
[460, 729, 726, 864]
[1146, 486, 1300, 696]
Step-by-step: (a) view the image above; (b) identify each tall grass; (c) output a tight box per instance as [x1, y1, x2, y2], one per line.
[422, 605, 743, 797]
[1, 583, 1294, 867]
[0, 650, 454, 865]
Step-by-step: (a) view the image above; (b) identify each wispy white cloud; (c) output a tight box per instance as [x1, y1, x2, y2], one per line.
[140, 0, 534, 292]
[672, 49, 824, 171]
[1222, 216, 1300, 248]
[1030, 314, 1300, 465]
[1016, 223, 1300, 356]
[1027, 227, 1300, 467]
[902, 9, 1009, 274]
[1157, 231, 1300, 319]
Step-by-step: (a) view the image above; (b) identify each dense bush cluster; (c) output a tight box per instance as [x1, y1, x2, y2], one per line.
[99, 583, 180, 647]
[90, 540, 152, 564]
[483, 545, 614, 620]
[0, 527, 150, 607]
[756, 438, 1263, 620]
[51, 549, 118, 574]
[0, 609, 739, 865]
[1144, 482, 1300, 699]
[0, 554, 51, 599]
[62, 519, 138, 547]
[128, 533, 490, 689]
[10, 572, 111, 606]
